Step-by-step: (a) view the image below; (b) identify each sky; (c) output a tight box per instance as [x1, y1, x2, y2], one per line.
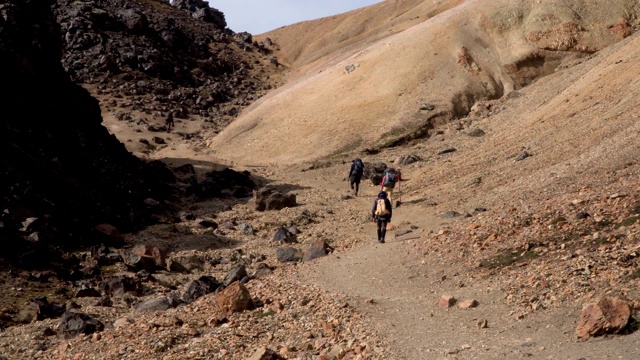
[206, 0, 383, 35]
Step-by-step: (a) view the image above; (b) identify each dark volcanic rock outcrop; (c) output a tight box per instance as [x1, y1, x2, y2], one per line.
[52, 0, 278, 129]
[171, 0, 226, 28]
[0, 0, 174, 263]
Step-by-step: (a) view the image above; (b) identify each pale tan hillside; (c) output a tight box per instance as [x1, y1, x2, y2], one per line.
[403, 32, 640, 212]
[254, 0, 462, 74]
[208, 0, 639, 165]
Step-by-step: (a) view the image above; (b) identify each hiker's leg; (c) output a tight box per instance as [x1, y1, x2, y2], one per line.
[380, 220, 387, 242]
[355, 179, 360, 196]
[376, 220, 383, 240]
[349, 176, 355, 190]
[383, 186, 393, 205]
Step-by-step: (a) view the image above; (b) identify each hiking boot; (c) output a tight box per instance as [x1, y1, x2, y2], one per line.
[378, 238, 385, 243]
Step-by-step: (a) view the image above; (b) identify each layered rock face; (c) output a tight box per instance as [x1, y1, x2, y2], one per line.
[0, 0, 174, 261]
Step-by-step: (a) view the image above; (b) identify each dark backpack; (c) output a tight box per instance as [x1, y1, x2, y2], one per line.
[383, 169, 397, 188]
[352, 159, 364, 177]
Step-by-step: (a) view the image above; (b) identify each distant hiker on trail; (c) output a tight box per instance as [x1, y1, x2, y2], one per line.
[348, 158, 364, 196]
[165, 111, 174, 133]
[372, 191, 392, 243]
[380, 167, 400, 207]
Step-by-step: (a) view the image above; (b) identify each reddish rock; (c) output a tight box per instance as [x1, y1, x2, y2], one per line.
[216, 282, 254, 314]
[458, 299, 479, 309]
[132, 244, 166, 268]
[576, 297, 632, 339]
[118, 249, 155, 273]
[438, 295, 456, 308]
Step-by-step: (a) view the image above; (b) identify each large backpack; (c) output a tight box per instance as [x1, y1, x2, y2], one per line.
[374, 199, 389, 216]
[383, 168, 397, 188]
[352, 159, 364, 177]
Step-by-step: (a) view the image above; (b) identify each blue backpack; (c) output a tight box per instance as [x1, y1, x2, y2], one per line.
[383, 168, 397, 188]
[352, 159, 364, 177]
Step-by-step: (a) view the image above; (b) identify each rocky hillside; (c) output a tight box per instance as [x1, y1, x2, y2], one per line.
[0, 0, 286, 260]
[209, 0, 640, 163]
[53, 0, 281, 131]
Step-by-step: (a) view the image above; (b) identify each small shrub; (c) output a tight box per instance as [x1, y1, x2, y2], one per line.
[595, 219, 613, 229]
[550, 215, 567, 225]
[479, 247, 539, 269]
[615, 215, 640, 229]
[592, 237, 608, 246]
[521, 216, 533, 227]
[629, 268, 640, 280]
[257, 309, 276, 318]
[563, 232, 583, 242]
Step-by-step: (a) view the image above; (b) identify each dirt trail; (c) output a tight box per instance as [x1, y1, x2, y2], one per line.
[280, 164, 640, 359]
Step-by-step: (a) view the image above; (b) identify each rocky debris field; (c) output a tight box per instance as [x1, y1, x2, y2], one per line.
[0, 175, 389, 359]
[1, 145, 639, 360]
[414, 163, 640, 319]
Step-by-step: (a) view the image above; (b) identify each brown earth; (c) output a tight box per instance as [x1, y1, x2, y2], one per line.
[2, 0, 640, 359]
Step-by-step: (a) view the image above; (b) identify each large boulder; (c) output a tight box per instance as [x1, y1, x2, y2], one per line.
[99, 276, 142, 298]
[59, 311, 104, 339]
[183, 275, 220, 304]
[276, 247, 303, 263]
[191, 168, 255, 198]
[271, 227, 297, 243]
[131, 244, 166, 269]
[253, 188, 297, 211]
[215, 282, 253, 314]
[302, 240, 334, 262]
[576, 297, 633, 339]
[134, 296, 173, 313]
[223, 263, 248, 287]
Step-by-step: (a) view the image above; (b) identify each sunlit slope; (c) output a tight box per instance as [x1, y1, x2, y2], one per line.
[209, 0, 638, 164]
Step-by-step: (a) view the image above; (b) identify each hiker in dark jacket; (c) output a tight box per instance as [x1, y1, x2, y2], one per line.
[348, 158, 364, 196]
[371, 191, 392, 243]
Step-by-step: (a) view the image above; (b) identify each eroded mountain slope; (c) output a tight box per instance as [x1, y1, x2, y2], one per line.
[209, 0, 639, 164]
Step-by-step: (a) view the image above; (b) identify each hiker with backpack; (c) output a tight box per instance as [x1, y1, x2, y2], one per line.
[348, 158, 365, 196]
[380, 167, 401, 207]
[371, 191, 392, 243]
